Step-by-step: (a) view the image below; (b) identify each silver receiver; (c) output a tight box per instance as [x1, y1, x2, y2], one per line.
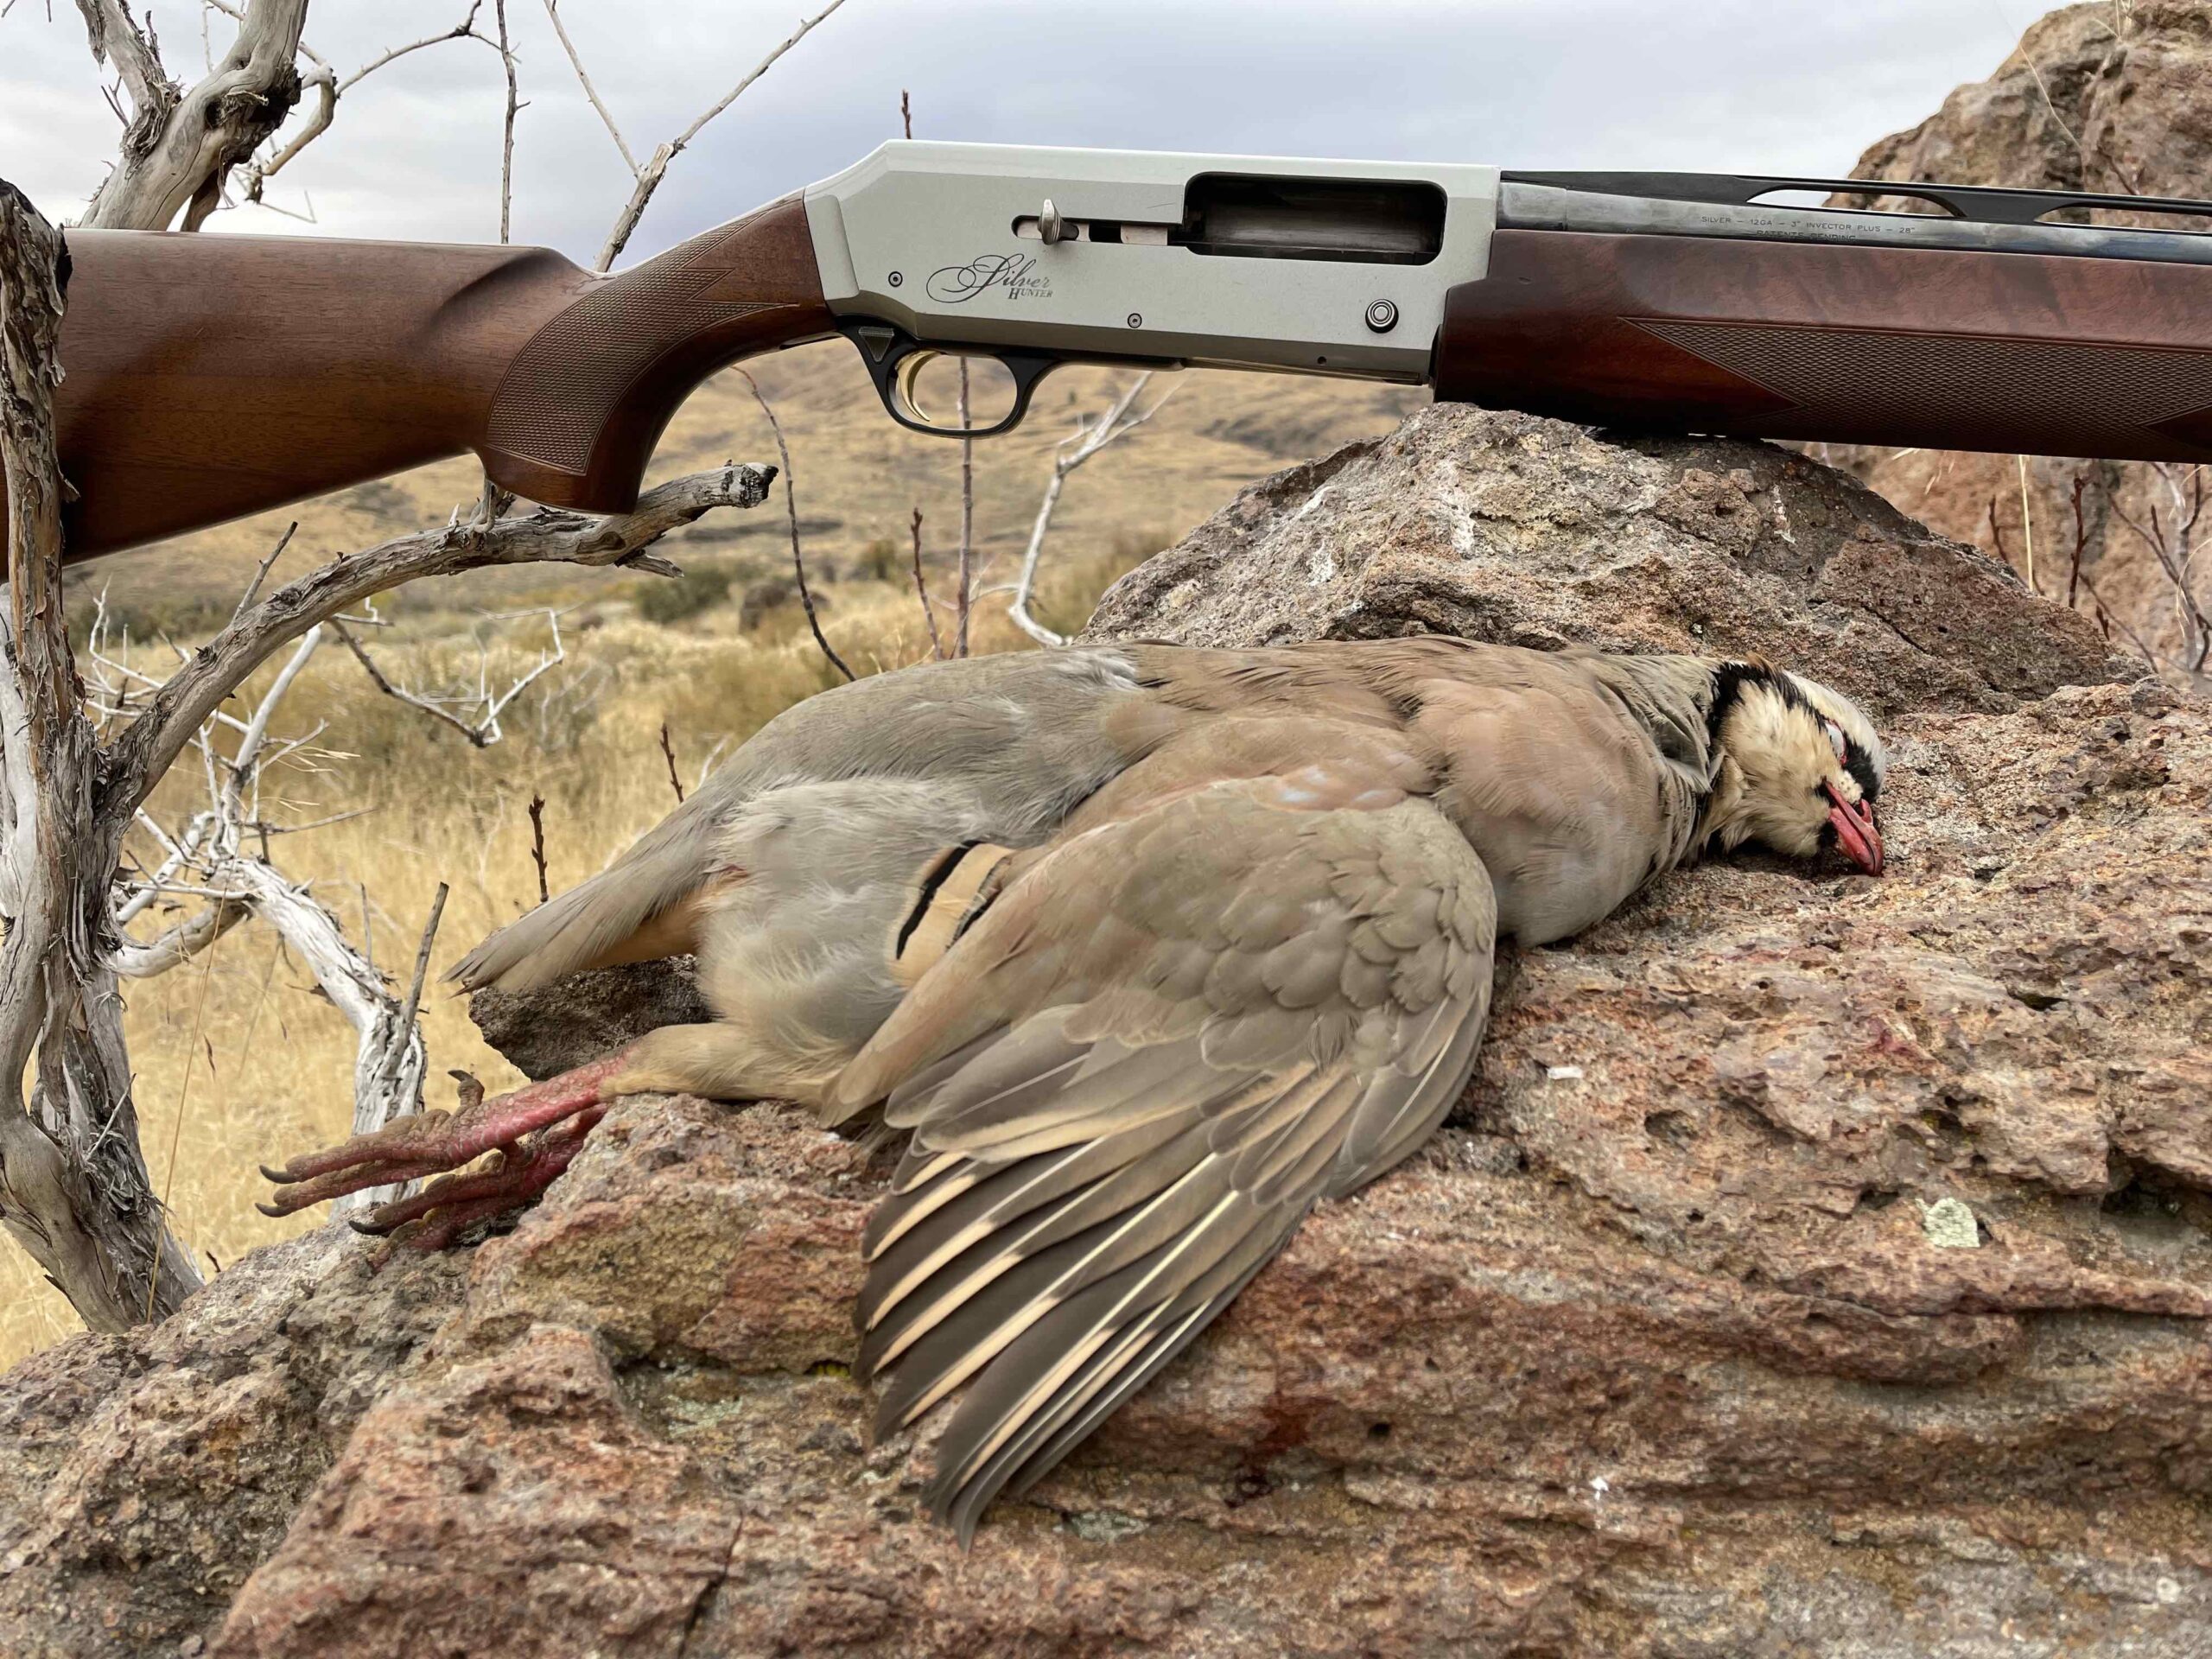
[804, 140, 1501, 435]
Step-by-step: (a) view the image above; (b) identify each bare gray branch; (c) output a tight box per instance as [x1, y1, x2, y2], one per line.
[1008, 375, 1175, 647]
[75, 0, 308, 232]
[734, 372, 852, 681]
[105, 464, 774, 811]
[592, 0, 850, 270]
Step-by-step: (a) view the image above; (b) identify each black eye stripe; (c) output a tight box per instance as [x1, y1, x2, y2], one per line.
[1843, 747, 1881, 804]
[1705, 661, 1796, 743]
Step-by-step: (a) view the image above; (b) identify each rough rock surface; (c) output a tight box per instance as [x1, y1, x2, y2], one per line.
[1827, 1, 2212, 683]
[0, 1230, 464, 1659]
[469, 957, 714, 1082]
[1084, 404, 2133, 720]
[3, 410, 2208, 1658]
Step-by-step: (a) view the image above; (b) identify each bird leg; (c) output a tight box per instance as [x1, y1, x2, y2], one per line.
[257, 1022, 833, 1255]
[258, 1047, 639, 1247]
[356, 1106, 607, 1261]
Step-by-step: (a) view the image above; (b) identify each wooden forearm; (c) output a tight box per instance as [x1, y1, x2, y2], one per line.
[40, 196, 828, 559]
[1435, 228, 2212, 463]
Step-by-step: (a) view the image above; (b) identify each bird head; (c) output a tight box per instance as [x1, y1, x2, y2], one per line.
[1701, 663, 1886, 875]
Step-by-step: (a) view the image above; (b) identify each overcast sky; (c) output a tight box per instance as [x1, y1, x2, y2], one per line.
[1, 1, 2038, 264]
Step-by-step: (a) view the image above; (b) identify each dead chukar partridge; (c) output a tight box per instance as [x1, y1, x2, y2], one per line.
[264, 637, 1885, 1538]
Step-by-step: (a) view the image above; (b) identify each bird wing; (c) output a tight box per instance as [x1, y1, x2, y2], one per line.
[1365, 644, 1711, 943]
[1125, 638, 1719, 944]
[832, 770, 1497, 1541]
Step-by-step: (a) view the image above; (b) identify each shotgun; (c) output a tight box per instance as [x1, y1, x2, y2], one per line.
[38, 139, 2212, 559]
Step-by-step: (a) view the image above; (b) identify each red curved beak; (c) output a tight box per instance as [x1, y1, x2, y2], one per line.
[1823, 780, 1884, 875]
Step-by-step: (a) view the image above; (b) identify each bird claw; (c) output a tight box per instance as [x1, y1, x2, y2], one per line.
[256, 1050, 632, 1249]
[350, 1115, 605, 1267]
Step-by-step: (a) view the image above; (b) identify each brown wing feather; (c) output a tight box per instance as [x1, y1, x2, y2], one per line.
[832, 768, 1497, 1541]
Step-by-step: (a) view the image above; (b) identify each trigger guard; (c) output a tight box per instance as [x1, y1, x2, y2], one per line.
[836, 320, 1059, 438]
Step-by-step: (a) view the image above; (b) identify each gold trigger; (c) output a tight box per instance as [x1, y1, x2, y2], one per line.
[888, 349, 1022, 435]
[838, 319, 1083, 441]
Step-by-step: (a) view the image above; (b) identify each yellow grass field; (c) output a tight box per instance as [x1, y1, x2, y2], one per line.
[1, 346, 1411, 1365]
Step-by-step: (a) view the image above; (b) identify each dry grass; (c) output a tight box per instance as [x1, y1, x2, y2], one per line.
[0, 541, 1138, 1365]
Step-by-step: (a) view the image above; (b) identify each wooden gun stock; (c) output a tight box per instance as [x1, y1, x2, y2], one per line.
[41, 196, 830, 560]
[1435, 228, 2212, 464]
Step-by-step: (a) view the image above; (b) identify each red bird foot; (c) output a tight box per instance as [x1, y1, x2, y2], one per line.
[258, 1050, 631, 1254]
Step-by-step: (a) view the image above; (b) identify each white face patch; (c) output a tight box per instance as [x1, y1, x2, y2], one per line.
[1709, 675, 1881, 862]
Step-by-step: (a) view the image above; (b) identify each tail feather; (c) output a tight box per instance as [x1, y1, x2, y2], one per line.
[447, 802, 723, 994]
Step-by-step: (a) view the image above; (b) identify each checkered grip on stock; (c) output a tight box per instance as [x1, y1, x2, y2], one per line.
[1635, 317, 2212, 455]
[486, 213, 783, 474]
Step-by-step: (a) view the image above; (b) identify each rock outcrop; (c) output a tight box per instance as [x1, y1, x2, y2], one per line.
[468, 957, 714, 1083]
[1084, 405, 2133, 718]
[2, 409, 2207, 1658]
[1830, 1, 2212, 685]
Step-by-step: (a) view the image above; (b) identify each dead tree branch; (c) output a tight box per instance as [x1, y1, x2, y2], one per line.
[910, 505, 944, 661]
[334, 609, 567, 748]
[3, 205, 769, 1326]
[232, 520, 297, 622]
[542, 0, 638, 175]
[75, 0, 308, 232]
[734, 371, 852, 681]
[658, 721, 685, 804]
[526, 792, 549, 903]
[0, 3, 802, 1336]
[494, 0, 519, 244]
[105, 464, 773, 807]
[0, 180, 202, 1329]
[180, 0, 502, 220]
[91, 620, 424, 1208]
[110, 889, 249, 979]
[236, 60, 330, 203]
[584, 0, 850, 270]
[2105, 461, 2212, 683]
[336, 3, 491, 95]
[78, 467, 764, 1246]
[2069, 473, 2088, 611]
[1007, 374, 1175, 648]
[398, 884, 448, 1044]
